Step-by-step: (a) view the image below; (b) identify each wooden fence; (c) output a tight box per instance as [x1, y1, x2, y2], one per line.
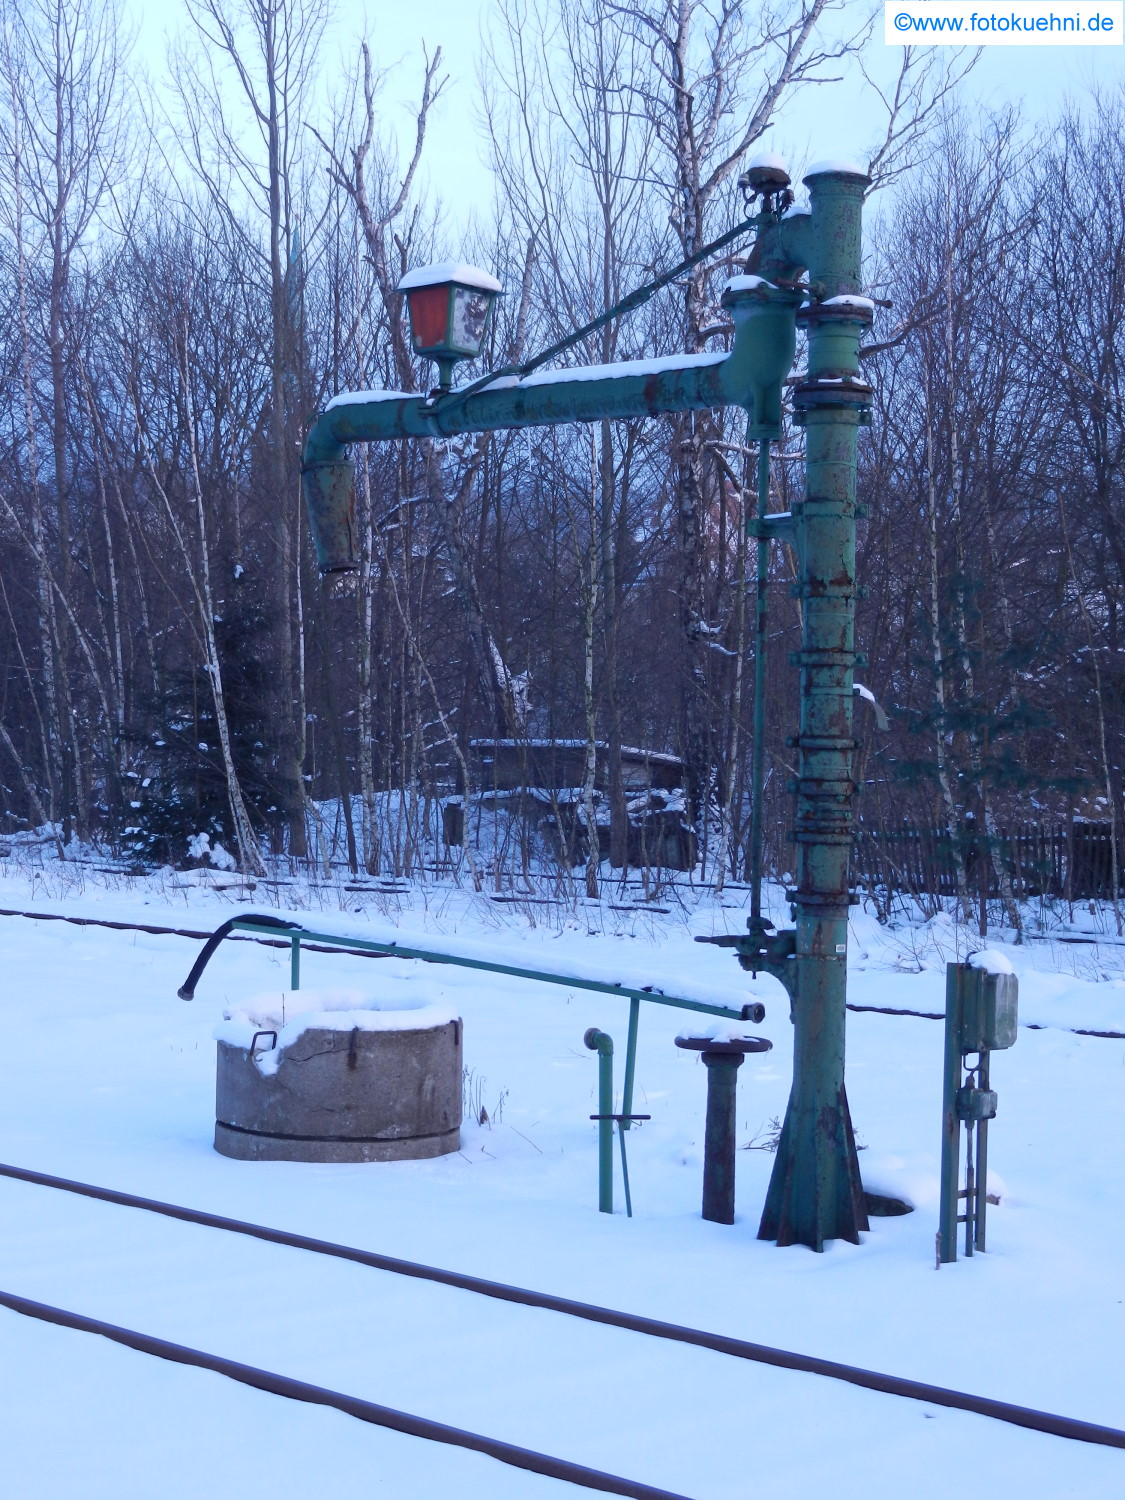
[851, 823, 1122, 902]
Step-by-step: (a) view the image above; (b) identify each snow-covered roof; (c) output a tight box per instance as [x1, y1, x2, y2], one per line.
[397, 262, 503, 294]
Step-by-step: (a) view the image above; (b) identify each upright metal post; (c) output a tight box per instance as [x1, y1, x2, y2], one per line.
[290, 934, 301, 991]
[757, 166, 872, 1251]
[939, 964, 965, 1264]
[676, 1034, 772, 1224]
[940, 962, 1016, 1262]
[701, 1053, 744, 1224]
[748, 439, 772, 930]
[585, 1028, 614, 1214]
[621, 996, 641, 1129]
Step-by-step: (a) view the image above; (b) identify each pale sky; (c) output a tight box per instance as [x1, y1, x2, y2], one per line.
[128, 0, 1123, 237]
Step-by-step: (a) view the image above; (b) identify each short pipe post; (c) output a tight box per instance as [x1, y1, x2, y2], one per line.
[677, 1034, 772, 1226]
[585, 1028, 614, 1214]
[701, 1051, 744, 1225]
[290, 934, 301, 991]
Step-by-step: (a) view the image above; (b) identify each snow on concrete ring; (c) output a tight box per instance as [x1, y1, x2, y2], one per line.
[214, 989, 462, 1163]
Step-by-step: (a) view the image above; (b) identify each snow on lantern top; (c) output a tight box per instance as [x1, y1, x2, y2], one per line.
[738, 151, 791, 206]
[397, 262, 503, 388]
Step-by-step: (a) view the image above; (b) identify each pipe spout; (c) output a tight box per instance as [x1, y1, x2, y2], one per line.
[301, 421, 357, 576]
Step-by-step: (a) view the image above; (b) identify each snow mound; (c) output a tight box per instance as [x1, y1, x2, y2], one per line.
[968, 949, 1015, 976]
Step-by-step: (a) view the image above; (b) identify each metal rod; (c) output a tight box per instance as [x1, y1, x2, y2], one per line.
[438, 217, 758, 417]
[618, 1126, 634, 1218]
[749, 439, 772, 931]
[621, 997, 641, 1129]
[290, 934, 301, 991]
[964, 1119, 976, 1259]
[975, 1052, 991, 1251]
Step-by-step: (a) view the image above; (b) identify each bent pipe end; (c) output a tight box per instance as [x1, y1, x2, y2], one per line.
[178, 913, 301, 1000]
[720, 282, 801, 441]
[302, 411, 359, 576]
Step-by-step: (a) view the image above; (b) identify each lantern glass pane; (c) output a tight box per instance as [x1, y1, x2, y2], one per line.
[408, 284, 451, 352]
[451, 286, 491, 354]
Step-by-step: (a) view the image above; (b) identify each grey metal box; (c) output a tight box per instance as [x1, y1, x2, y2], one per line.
[958, 969, 1018, 1052]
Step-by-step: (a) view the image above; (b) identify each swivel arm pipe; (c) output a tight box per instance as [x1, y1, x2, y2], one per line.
[302, 281, 802, 574]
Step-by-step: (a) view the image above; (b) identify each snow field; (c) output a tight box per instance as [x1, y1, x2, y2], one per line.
[0, 868, 1123, 1496]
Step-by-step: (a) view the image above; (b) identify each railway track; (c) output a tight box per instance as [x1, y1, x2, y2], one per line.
[1, 1156, 1121, 1500]
[2, 907, 1124, 1492]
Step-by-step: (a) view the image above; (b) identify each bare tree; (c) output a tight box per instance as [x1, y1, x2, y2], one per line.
[0, 0, 133, 841]
[172, 0, 331, 859]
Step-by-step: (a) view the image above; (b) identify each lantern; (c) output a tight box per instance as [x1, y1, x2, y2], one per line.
[397, 262, 503, 391]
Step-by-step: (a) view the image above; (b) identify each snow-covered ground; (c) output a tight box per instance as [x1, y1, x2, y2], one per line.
[1, 852, 1123, 1497]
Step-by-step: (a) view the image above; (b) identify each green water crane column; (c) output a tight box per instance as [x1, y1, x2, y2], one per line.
[299, 163, 869, 1252]
[757, 166, 874, 1251]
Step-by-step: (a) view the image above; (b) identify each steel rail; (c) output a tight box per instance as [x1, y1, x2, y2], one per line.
[0, 1287, 693, 1500]
[2, 1160, 1123, 1452]
[0, 905, 394, 961]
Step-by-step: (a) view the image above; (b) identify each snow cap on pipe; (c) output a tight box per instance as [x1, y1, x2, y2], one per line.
[805, 158, 869, 180]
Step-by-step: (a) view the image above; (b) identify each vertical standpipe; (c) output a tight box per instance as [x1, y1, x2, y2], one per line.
[757, 166, 874, 1252]
[676, 1034, 774, 1225]
[748, 439, 772, 929]
[585, 1028, 614, 1214]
